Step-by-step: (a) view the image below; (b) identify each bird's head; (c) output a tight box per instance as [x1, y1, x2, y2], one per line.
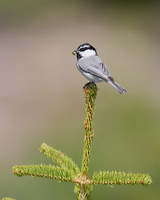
[72, 43, 97, 59]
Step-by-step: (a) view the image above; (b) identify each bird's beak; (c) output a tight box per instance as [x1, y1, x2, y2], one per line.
[72, 50, 77, 55]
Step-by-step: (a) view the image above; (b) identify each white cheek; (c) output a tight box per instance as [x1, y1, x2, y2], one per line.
[81, 50, 96, 57]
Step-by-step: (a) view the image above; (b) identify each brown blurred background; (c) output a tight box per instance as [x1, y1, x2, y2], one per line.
[0, 0, 160, 199]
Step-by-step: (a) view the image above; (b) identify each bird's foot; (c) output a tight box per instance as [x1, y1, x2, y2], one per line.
[91, 82, 97, 88]
[83, 82, 97, 90]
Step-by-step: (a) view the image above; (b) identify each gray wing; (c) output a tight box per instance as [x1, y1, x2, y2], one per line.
[77, 56, 112, 81]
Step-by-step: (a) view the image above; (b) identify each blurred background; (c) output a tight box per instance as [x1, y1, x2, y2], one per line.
[0, 0, 160, 199]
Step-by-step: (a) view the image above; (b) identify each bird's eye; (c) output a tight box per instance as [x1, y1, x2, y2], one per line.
[79, 47, 88, 52]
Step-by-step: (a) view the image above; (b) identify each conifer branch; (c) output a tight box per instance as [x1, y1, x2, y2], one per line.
[40, 143, 80, 174]
[75, 83, 98, 200]
[11, 81, 152, 200]
[92, 171, 152, 186]
[12, 164, 75, 183]
[81, 83, 97, 176]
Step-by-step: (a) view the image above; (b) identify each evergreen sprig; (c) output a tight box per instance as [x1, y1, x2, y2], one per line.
[40, 143, 80, 174]
[13, 164, 75, 182]
[12, 82, 152, 200]
[81, 83, 97, 176]
[92, 170, 152, 186]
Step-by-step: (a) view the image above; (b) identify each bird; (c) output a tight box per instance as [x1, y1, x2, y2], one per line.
[72, 43, 126, 94]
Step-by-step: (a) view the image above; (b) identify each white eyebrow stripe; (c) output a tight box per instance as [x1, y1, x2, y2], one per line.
[79, 45, 90, 49]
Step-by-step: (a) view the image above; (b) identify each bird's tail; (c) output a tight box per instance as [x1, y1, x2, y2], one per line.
[108, 80, 127, 94]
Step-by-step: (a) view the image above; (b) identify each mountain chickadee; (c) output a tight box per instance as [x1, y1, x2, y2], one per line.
[72, 43, 126, 94]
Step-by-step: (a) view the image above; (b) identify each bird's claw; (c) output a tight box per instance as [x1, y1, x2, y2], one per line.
[83, 82, 97, 90]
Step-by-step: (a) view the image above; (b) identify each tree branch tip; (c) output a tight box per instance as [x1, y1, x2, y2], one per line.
[92, 170, 152, 186]
[40, 142, 47, 149]
[83, 82, 98, 94]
